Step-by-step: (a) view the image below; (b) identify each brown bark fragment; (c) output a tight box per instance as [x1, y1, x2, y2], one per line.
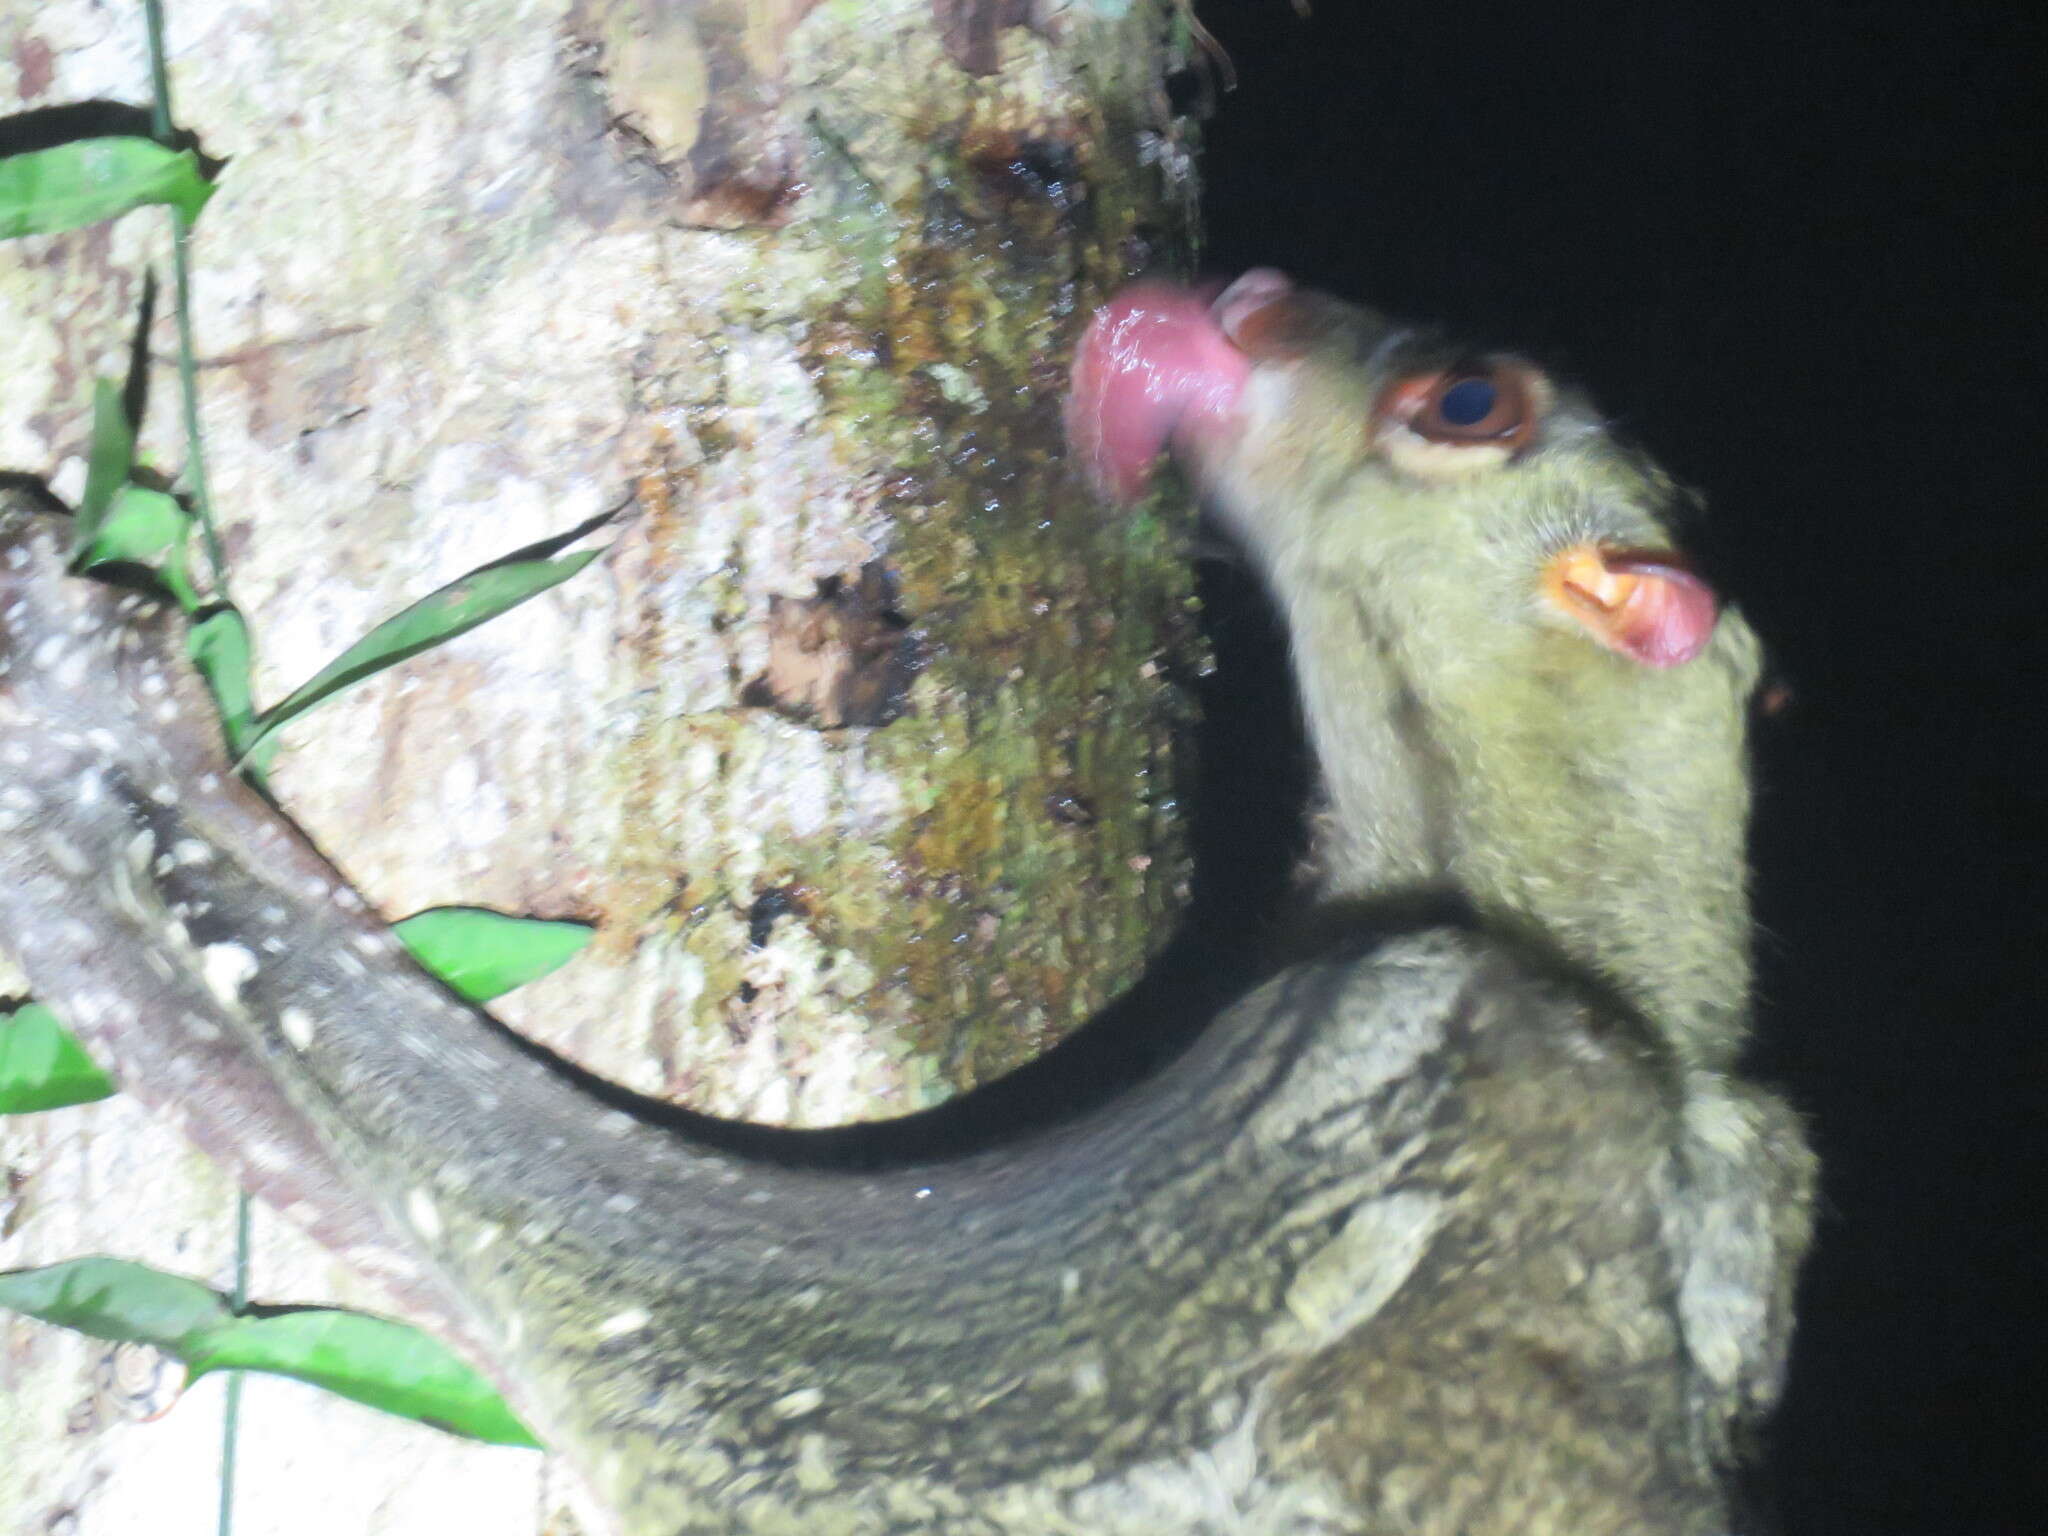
[574, 0, 820, 227]
[741, 563, 920, 729]
[933, 0, 1046, 77]
[11, 35, 53, 99]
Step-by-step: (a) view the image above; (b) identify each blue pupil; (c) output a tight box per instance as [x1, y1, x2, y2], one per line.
[1438, 376, 1497, 427]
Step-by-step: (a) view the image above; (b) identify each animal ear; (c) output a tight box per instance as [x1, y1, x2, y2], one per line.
[1543, 545, 1719, 667]
[1212, 268, 1312, 357]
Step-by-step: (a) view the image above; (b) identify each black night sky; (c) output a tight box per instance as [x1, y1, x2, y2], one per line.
[1189, 3, 2044, 1532]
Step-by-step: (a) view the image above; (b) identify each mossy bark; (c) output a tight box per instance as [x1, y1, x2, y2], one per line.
[0, 1, 1202, 1530]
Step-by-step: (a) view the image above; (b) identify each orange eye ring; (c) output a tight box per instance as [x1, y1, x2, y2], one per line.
[1375, 360, 1547, 455]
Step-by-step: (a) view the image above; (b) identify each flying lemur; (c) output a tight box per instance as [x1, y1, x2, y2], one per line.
[0, 273, 1812, 1534]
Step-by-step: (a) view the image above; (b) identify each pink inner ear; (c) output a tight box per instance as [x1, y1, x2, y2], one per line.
[1212, 268, 1295, 344]
[1603, 554, 1720, 667]
[1065, 282, 1253, 503]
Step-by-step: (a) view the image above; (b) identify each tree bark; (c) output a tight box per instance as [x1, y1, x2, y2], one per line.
[0, 2, 1200, 1530]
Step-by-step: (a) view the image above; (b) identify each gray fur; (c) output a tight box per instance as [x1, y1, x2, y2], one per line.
[0, 442, 1803, 1534]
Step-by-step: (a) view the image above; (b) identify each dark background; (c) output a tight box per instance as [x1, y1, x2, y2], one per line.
[1187, 3, 2044, 1533]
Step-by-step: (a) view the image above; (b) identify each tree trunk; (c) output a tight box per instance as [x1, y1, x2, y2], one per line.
[0, 2, 1199, 1530]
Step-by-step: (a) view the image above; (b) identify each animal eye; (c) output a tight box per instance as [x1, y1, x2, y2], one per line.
[1376, 360, 1546, 457]
[1436, 376, 1499, 427]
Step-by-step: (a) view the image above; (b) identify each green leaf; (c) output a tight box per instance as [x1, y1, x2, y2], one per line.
[185, 1308, 541, 1447]
[0, 1004, 118, 1113]
[0, 1258, 232, 1347]
[76, 484, 198, 610]
[394, 908, 594, 1003]
[0, 139, 215, 240]
[238, 529, 606, 766]
[186, 607, 272, 776]
[0, 1259, 541, 1449]
[73, 378, 133, 554]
